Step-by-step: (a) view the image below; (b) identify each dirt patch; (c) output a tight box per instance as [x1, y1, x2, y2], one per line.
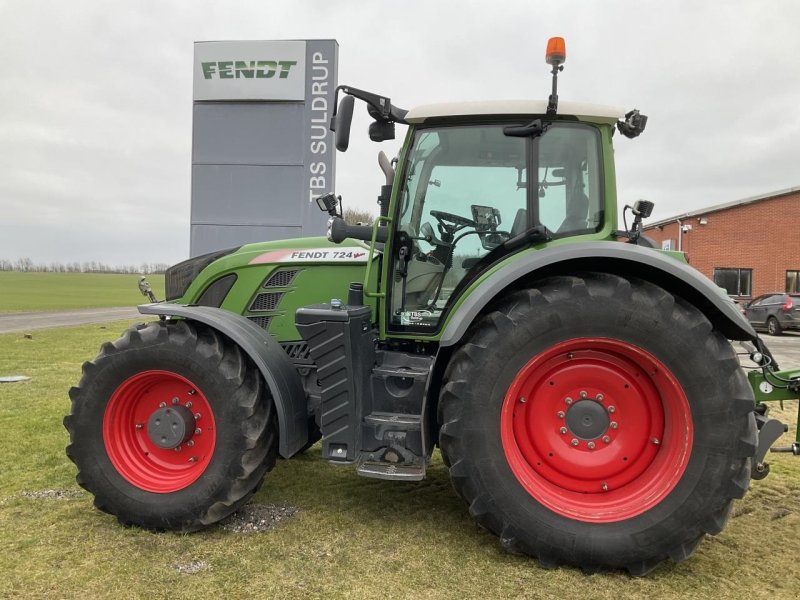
[220, 503, 298, 534]
[771, 507, 792, 520]
[173, 560, 210, 575]
[19, 489, 81, 500]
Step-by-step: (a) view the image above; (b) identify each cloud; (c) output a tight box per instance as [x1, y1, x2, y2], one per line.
[1, 0, 798, 265]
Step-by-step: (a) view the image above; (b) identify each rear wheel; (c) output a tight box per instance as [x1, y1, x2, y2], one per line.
[65, 320, 277, 531]
[438, 274, 756, 574]
[767, 316, 782, 336]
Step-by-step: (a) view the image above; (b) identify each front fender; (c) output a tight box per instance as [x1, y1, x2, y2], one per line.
[138, 303, 307, 458]
[439, 242, 756, 346]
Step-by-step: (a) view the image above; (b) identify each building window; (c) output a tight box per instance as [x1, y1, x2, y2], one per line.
[713, 268, 752, 297]
[787, 270, 800, 293]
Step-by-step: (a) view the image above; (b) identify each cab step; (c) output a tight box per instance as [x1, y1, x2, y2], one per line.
[356, 460, 426, 481]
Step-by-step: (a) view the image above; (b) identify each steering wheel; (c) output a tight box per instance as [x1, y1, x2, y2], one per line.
[430, 210, 476, 229]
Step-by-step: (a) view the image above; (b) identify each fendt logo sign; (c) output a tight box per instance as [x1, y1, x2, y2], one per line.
[193, 40, 306, 101]
[200, 60, 298, 80]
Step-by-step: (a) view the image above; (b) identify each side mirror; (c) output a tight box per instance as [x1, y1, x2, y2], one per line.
[333, 95, 355, 152]
[369, 120, 395, 142]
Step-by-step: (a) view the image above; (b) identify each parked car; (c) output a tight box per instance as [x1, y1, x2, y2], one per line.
[743, 292, 800, 335]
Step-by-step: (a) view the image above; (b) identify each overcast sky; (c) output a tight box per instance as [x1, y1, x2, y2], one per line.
[1, 0, 798, 267]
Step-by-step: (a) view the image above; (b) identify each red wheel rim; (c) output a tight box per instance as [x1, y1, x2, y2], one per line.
[500, 338, 692, 522]
[103, 370, 216, 493]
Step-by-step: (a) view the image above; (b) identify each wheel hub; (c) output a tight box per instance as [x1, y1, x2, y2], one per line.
[147, 404, 195, 449]
[500, 338, 693, 522]
[565, 399, 609, 440]
[103, 370, 215, 493]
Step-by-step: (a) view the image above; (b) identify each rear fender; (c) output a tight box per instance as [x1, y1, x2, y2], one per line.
[439, 241, 756, 347]
[138, 303, 308, 458]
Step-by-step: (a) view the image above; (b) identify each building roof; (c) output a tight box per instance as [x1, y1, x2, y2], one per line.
[645, 185, 800, 229]
[405, 100, 625, 124]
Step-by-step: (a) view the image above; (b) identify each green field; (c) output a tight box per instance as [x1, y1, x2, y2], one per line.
[0, 272, 165, 312]
[0, 321, 799, 599]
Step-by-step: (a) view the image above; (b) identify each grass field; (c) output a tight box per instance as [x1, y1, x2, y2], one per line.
[1, 321, 799, 599]
[0, 272, 165, 312]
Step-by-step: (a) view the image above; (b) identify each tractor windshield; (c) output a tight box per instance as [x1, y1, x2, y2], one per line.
[391, 122, 602, 330]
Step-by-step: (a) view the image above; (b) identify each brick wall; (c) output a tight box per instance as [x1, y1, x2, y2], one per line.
[643, 189, 800, 299]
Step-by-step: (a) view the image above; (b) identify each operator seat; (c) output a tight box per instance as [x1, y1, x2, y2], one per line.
[557, 188, 589, 233]
[509, 208, 527, 237]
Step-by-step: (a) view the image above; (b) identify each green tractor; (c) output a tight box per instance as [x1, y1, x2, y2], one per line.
[65, 38, 799, 575]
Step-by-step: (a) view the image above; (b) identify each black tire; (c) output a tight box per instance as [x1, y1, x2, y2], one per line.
[767, 316, 783, 336]
[64, 320, 277, 531]
[438, 273, 756, 575]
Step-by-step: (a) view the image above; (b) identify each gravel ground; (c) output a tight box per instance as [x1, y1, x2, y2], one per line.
[18, 489, 81, 500]
[219, 503, 298, 534]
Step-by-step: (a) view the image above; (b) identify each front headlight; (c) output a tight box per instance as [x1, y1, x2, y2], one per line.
[165, 247, 240, 301]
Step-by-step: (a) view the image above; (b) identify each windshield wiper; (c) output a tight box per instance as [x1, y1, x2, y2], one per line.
[503, 119, 549, 138]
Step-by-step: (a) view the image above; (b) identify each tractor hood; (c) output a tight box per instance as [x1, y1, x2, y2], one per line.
[165, 236, 375, 306]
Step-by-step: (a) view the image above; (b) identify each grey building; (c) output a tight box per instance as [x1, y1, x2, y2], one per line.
[191, 39, 339, 256]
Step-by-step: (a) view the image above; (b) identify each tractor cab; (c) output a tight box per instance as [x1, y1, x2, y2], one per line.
[323, 37, 642, 333]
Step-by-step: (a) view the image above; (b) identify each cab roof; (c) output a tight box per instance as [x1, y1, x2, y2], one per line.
[404, 100, 624, 124]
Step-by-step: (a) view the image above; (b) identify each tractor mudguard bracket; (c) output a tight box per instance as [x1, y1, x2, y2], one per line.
[138, 303, 309, 458]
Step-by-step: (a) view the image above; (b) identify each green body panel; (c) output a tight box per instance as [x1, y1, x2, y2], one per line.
[177, 236, 378, 342]
[748, 369, 800, 444]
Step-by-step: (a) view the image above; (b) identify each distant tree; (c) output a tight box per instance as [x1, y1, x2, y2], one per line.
[15, 257, 33, 272]
[344, 208, 376, 226]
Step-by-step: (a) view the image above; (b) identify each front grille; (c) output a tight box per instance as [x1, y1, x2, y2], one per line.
[165, 247, 240, 301]
[250, 292, 284, 312]
[281, 341, 311, 361]
[264, 269, 299, 288]
[248, 316, 272, 330]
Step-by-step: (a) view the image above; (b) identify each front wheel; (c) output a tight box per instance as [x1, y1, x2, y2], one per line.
[438, 274, 756, 574]
[767, 316, 783, 336]
[65, 320, 277, 531]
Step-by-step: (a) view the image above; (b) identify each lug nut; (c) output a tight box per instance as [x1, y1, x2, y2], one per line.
[571, 439, 579, 447]
[565, 397, 573, 405]
[556, 411, 565, 419]
[587, 441, 596, 449]
[560, 427, 568, 435]
[602, 435, 610, 443]
[194, 413, 201, 420]
[608, 405, 615, 413]
[194, 428, 201, 435]
[596, 393, 604, 402]
[580, 391, 588, 399]
[159, 402, 167, 408]
[174, 445, 181, 452]
[185, 401, 192, 409]
[187, 440, 194, 447]
[171, 397, 179, 405]
[610, 421, 618, 429]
